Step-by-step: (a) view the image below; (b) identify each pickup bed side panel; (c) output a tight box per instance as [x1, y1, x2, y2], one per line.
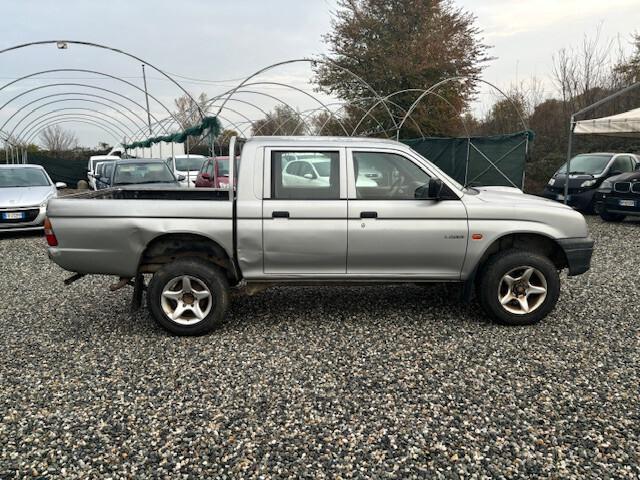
[47, 199, 233, 277]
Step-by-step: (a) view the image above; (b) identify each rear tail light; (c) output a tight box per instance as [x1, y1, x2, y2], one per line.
[44, 217, 58, 246]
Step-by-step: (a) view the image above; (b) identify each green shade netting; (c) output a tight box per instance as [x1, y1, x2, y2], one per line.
[402, 130, 534, 188]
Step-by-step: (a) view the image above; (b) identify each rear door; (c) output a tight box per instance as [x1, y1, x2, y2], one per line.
[346, 148, 468, 279]
[262, 148, 347, 274]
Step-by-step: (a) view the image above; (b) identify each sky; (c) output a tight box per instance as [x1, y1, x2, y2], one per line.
[0, 0, 638, 147]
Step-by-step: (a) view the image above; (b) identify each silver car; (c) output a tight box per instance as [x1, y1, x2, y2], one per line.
[0, 164, 66, 232]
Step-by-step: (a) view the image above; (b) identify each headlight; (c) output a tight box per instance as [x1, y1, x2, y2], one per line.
[548, 178, 556, 186]
[581, 179, 597, 188]
[598, 180, 613, 192]
[40, 193, 55, 208]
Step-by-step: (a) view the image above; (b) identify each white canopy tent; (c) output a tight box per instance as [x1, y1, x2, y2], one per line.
[574, 107, 640, 138]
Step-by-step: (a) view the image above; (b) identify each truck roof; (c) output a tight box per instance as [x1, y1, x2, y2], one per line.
[247, 136, 405, 148]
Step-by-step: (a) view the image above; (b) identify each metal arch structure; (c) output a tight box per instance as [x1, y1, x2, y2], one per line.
[0, 80, 176, 131]
[7, 99, 145, 141]
[24, 118, 123, 146]
[18, 112, 134, 145]
[395, 77, 529, 140]
[0, 41, 205, 120]
[0, 92, 154, 136]
[213, 58, 398, 132]
[349, 89, 472, 139]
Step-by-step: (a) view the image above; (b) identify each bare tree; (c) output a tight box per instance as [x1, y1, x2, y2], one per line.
[173, 92, 212, 147]
[552, 24, 615, 114]
[40, 125, 78, 152]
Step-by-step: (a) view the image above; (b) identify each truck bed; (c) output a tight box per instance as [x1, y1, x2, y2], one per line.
[70, 186, 231, 201]
[46, 187, 234, 277]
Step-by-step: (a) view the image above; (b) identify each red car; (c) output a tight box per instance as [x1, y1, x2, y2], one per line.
[195, 156, 236, 189]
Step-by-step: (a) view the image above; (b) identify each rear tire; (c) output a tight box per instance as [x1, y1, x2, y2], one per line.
[599, 211, 626, 222]
[477, 249, 560, 326]
[147, 258, 229, 335]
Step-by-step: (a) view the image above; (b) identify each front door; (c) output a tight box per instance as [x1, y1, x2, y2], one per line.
[346, 149, 468, 279]
[262, 149, 347, 274]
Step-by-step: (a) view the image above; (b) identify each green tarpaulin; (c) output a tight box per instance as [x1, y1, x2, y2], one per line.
[403, 130, 534, 189]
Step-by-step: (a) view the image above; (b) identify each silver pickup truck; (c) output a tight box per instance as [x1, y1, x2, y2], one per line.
[46, 136, 594, 335]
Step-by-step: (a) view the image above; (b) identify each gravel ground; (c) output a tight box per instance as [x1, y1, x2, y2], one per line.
[0, 216, 638, 479]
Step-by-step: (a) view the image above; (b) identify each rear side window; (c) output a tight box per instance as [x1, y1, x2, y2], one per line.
[271, 151, 340, 200]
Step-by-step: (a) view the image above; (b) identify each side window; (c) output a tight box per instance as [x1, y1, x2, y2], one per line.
[611, 156, 632, 173]
[206, 161, 214, 177]
[625, 156, 635, 172]
[271, 151, 340, 200]
[352, 151, 431, 200]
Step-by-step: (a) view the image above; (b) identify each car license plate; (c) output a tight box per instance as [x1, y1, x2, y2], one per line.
[2, 212, 24, 220]
[619, 199, 635, 207]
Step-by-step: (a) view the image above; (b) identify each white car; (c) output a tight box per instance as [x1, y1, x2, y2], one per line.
[283, 157, 378, 188]
[0, 164, 66, 232]
[166, 154, 207, 187]
[88, 155, 120, 190]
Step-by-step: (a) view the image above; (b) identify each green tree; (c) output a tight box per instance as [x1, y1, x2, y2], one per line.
[315, 0, 492, 137]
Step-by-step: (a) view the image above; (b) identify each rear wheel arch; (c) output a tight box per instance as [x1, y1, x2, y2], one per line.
[138, 233, 239, 284]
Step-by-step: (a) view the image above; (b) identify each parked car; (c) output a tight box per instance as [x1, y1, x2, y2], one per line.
[0, 164, 66, 232]
[88, 155, 120, 190]
[94, 160, 116, 190]
[594, 165, 640, 221]
[542, 153, 639, 212]
[166, 154, 206, 188]
[100, 159, 183, 189]
[46, 136, 593, 335]
[195, 156, 236, 189]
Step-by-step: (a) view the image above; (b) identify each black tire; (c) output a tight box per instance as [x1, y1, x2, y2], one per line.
[599, 211, 626, 222]
[477, 249, 560, 326]
[147, 258, 229, 335]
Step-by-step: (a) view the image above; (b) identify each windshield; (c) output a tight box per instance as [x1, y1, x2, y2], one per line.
[0, 167, 50, 187]
[556, 154, 612, 175]
[113, 163, 175, 185]
[175, 157, 205, 171]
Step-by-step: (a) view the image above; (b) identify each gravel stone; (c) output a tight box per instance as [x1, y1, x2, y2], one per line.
[0, 216, 638, 478]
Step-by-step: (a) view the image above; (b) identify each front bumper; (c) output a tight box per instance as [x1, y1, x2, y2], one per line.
[0, 206, 46, 232]
[595, 192, 640, 216]
[542, 187, 596, 211]
[557, 237, 594, 276]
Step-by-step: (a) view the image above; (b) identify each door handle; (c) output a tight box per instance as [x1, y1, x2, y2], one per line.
[360, 211, 378, 218]
[272, 211, 290, 218]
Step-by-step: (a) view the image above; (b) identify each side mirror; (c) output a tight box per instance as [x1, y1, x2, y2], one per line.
[55, 182, 67, 189]
[303, 173, 315, 180]
[177, 174, 186, 181]
[201, 172, 211, 180]
[415, 178, 443, 200]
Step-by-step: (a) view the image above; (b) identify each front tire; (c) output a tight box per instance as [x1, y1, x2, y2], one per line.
[147, 258, 229, 335]
[477, 250, 560, 326]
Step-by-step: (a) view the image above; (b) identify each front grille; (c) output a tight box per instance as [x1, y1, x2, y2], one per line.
[632, 183, 640, 194]
[0, 208, 40, 224]
[614, 182, 631, 193]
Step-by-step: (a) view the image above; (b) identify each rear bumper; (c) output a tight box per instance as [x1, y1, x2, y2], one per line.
[557, 237, 594, 276]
